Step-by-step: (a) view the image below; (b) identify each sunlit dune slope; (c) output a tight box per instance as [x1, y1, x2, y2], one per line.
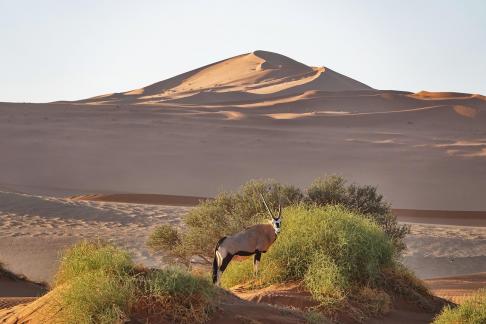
[74, 50, 373, 105]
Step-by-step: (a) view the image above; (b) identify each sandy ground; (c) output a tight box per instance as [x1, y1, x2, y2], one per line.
[425, 272, 486, 304]
[1, 190, 485, 286]
[404, 223, 486, 279]
[0, 191, 188, 284]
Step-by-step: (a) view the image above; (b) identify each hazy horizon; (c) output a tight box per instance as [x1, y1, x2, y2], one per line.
[1, 0, 485, 103]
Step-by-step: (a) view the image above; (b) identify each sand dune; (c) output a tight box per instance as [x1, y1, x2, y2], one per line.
[76, 51, 372, 106]
[1, 50, 485, 211]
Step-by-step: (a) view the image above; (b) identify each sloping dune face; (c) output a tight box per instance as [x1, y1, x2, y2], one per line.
[78, 50, 373, 105]
[3, 50, 486, 211]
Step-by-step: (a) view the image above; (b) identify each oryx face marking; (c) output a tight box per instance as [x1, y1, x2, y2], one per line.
[272, 217, 281, 234]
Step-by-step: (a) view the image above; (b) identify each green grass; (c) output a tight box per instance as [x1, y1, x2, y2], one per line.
[54, 240, 134, 286]
[222, 205, 394, 303]
[433, 289, 486, 324]
[55, 241, 217, 324]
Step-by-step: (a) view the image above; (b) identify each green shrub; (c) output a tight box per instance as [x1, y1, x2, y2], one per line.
[138, 268, 216, 323]
[304, 252, 346, 308]
[307, 175, 410, 253]
[155, 179, 303, 263]
[147, 224, 181, 251]
[307, 175, 348, 206]
[55, 241, 134, 286]
[60, 270, 136, 324]
[220, 205, 432, 320]
[221, 205, 394, 293]
[55, 241, 217, 324]
[434, 289, 486, 324]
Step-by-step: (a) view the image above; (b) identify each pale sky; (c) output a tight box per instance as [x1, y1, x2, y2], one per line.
[1, 0, 485, 103]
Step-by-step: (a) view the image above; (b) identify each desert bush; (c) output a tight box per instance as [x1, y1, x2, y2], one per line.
[433, 289, 486, 324]
[55, 242, 136, 323]
[54, 240, 134, 287]
[147, 224, 181, 251]
[307, 175, 348, 205]
[220, 205, 431, 320]
[154, 179, 303, 263]
[56, 241, 217, 324]
[59, 269, 136, 324]
[221, 205, 394, 292]
[137, 268, 216, 323]
[307, 175, 409, 253]
[150, 176, 409, 267]
[304, 252, 347, 309]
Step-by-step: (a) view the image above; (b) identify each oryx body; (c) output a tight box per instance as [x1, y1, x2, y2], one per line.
[212, 195, 281, 285]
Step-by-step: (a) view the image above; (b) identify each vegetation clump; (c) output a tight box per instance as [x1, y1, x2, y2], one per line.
[220, 205, 393, 288]
[149, 176, 409, 266]
[219, 205, 432, 321]
[307, 175, 410, 253]
[433, 289, 486, 324]
[55, 241, 216, 324]
[146, 177, 433, 321]
[148, 179, 303, 262]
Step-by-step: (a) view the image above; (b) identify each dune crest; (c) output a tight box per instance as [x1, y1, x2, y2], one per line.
[75, 50, 373, 106]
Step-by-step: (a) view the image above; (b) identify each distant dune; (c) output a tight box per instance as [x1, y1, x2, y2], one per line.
[75, 50, 373, 106]
[0, 50, 485, 210]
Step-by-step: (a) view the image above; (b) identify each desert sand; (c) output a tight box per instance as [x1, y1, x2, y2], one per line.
[1, 51, 485, 211]
[0, 191, 485, 285]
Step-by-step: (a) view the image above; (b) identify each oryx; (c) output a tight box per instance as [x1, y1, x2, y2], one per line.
[212, 194, 282, 285]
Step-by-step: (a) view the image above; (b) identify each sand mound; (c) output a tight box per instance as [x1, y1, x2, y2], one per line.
[0, 289, 62, 324]
[0, 287, 308, 324]
[77, 50, 373, 106]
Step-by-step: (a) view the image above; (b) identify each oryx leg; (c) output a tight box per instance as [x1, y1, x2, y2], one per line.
[215, 252, 233, 286]
[253, 250, 261, 276]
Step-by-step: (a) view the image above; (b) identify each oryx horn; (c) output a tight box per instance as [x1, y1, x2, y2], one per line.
[260, 193, 275, 218]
